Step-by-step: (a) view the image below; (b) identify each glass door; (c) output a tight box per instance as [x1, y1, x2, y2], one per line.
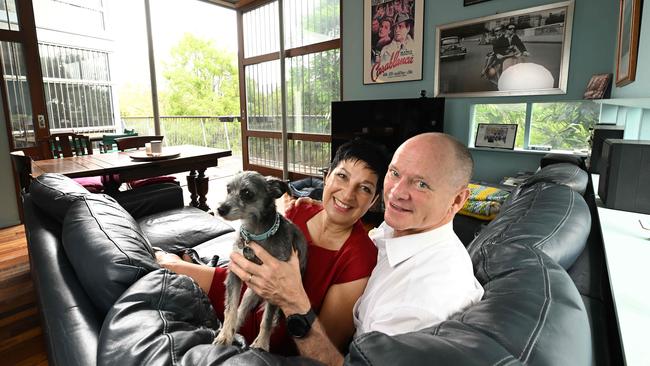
[239, 0, 340, 179]
[0, 0, 49, 155]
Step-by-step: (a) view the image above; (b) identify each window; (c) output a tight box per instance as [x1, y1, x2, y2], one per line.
[0, 0, 19, 30]
[472, 101, 600, 152]
[1, 42, 34, 148]
[242, 0, 340, 177]
[39, 43, 114, 131]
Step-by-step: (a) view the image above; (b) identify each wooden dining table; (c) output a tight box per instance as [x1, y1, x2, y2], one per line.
[30, 145, 232, 211]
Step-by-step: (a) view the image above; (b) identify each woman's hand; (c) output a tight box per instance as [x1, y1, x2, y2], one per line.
[155, 251, 184, 269]
[229, 242, 311, 315]
[155, 250, 215, 293]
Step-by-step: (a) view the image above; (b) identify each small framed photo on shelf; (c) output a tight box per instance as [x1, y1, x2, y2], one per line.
[475, 123, 518, 150]
[583, 73, 612, 99]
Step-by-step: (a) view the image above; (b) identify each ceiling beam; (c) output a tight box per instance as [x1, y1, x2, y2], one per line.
[199, 0, 262, 9]
[198, 0, 236, 9]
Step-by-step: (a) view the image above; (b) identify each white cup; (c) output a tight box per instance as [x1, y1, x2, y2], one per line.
[150, 140, 163, 155]
[145, 142, 152, 155]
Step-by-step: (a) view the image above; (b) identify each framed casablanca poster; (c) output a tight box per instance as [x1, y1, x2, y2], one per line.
[363, 0, 424, 84]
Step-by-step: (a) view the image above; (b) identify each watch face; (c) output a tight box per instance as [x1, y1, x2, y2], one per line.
[287, 315, 310, 338]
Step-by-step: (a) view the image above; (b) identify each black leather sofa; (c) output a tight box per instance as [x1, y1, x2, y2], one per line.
[24, 162, 601, 366]
[23, 174, 238, 366]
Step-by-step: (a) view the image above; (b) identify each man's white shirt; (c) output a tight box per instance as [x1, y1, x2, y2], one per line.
[353, 221, 484, 336]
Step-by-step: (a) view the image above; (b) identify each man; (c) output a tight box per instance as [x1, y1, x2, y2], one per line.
[505, 24, 529, 56]
[378, 12, 414, 62]
[481, 25, 510, 77]
[229, 133, 484, 365]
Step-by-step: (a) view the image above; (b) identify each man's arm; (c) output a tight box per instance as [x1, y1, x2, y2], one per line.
[228, 243, 344, 365]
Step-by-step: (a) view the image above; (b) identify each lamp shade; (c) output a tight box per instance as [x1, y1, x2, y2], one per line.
[498, 63, 554, 91]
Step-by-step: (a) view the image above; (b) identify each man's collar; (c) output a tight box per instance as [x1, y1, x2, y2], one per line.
[371, 221, 456, 268]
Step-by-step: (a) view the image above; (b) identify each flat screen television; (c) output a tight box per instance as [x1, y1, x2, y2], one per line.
[330, 97, 445, 161]
[330, 97, 445, 225]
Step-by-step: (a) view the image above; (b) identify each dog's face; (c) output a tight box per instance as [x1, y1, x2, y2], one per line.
[217, 171, 288, 221]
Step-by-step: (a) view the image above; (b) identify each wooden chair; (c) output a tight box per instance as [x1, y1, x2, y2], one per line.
[46, 133, 108, 192]
[114, 135, 177, 188]
[48, 132, 93, 158]
[115, 135, 165, 151]
[99, 129, 138, 153]
[10, 151, 33, 193]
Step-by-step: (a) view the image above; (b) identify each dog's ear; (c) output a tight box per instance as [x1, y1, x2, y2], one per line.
[266, 176, 289, 199]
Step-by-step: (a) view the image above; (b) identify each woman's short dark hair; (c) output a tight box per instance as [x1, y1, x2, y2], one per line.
[329, 139, 389, 196]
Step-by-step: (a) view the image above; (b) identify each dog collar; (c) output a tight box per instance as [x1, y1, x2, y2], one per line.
[240, 212, 281, 243]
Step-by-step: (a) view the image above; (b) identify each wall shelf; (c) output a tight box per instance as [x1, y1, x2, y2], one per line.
[593, 98, 650, 109]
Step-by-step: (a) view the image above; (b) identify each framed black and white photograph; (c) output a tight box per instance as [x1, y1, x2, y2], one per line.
[363, 0, 424, 84]
[434, 1, 574, 97]
[464, 0, 492, 6]
[615, 0, 642, 86]
[475, 124, 518, 149]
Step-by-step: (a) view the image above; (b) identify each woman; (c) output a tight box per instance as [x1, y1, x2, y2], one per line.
[157, 139, 388, 355]
[375, 17, 393, 55]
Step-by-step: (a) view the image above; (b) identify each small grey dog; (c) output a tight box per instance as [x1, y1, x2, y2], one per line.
[213, 171, 308, 351]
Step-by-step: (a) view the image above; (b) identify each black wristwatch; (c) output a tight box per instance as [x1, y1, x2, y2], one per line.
[286, 308, 316, 338]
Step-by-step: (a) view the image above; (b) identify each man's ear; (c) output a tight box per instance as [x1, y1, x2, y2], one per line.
[450, 186, 470, 215]
[266, 176, 289, 199]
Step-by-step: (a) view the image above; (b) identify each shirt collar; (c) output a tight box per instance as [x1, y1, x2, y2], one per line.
[371, 221, 457, 268]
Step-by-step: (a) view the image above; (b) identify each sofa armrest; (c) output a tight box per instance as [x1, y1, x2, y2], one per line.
[23, 197, 102, 366]
[110, 183, 184, 219]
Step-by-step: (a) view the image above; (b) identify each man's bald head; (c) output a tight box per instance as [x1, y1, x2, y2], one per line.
[397, 133, 473, 189]
[383, 133, 473, 236]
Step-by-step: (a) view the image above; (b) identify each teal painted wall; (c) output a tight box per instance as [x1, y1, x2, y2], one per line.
[342, 0, 620, 182]
[602, 0, 650, 142]
[611, 0, 650, 98]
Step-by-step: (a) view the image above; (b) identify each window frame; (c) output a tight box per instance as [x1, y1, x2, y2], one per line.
[237, 0, 341, 179]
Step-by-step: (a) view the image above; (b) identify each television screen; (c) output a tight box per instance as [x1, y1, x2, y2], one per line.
[331, 97, 445, 161]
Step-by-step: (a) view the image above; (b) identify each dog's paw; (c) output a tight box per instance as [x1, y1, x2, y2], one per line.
[250, 337, 270, 352]
[213, 331, 233, 346]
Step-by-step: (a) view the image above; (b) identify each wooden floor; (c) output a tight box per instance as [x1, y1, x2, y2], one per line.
[0, 225, 48, 366]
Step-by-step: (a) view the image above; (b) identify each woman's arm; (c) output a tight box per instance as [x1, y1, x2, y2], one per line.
[155, 251, 215, 293]
[318, 278, 369, 352]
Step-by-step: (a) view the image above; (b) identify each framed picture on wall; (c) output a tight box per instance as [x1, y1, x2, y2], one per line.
[615, 0, 642, 86]
[363, 0, 424, 84]
[475, 123, 518, 150]
[434, 1, 575, 97]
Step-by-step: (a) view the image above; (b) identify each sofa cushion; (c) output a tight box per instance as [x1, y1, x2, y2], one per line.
[62, 194, 159, 316]
[522, 163, 588, 195]
[73, 176, 105, 193]
[540, 153, 586, 169]
[468, 183, 591, 270]
[137, 206, 235, 253]
[30, 173, 91, 223]
[110, 182, 184, 219]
